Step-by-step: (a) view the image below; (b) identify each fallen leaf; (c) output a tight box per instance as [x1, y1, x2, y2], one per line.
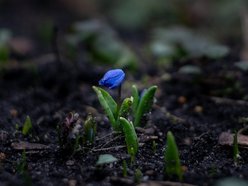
[11, 141, 49, 150]
[218, 132, 248, 147]
[137, 181, 196, 186]
[96, 154, 118, 165]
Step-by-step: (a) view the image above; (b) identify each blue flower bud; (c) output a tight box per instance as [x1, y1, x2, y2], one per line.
[99, 69, 125, 89]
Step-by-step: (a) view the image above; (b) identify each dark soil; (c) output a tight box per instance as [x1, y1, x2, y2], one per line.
[1, 1, 248, 186]
[1, 51, 248, 186]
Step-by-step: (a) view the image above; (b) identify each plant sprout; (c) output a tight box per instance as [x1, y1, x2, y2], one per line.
[119, 117, 138, 162]
[57, 112, 83, 152]
[83, 114, 97, 145]
[164, 131, 183, 181]
[93, 69, 157, 159]
[22, 116, 32, 136]
[132, 85, 157, 127]
[233, 131, 240, 164]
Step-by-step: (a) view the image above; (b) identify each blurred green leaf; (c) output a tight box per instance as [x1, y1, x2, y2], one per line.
[178, 65, 202, 75]
[0, 29, 11, 63]
[83, 115, 97, 145]
[96, 154, 118, 165]
[151, 27, 229, 59]
[22, 116, 32, 136]
[235, 61, 248, 71]
[67, 20, 137, 69]
[215, 177, 248, 186]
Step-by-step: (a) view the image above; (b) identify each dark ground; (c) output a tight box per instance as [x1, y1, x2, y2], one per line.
[1, 1, 248, 186]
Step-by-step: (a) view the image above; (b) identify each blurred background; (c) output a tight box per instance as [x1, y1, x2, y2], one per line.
[0, 0, 248, 70]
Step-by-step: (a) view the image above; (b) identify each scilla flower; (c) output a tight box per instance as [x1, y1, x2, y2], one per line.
[99, 69, 125, 89]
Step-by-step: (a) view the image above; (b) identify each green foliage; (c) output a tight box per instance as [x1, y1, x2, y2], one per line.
[0, 29, 11, 64]
[215, 177, 248, 186]
[132, 85, 157, 127]
[93, 86, 133, 131]
[93, 86, 118, 130]
[83, 115, 97, 145]
[93, 84, 157, 159]
[178, 65, 202, 75]
[67, 20, 137, 69]
[152, 140, 157, 153]
[122, 160, 128, 177]
[164, 131, 182, 181]
[233, 131, 240, 164]
[22, 116, 32, 136]
[16, 150, 27, 174]
[96, 154, 118, 165]
[119, 117, 138, 162]
[16, 150, 32, 186]
[151, 27, 229, 61]
[134, 168, 143, 183]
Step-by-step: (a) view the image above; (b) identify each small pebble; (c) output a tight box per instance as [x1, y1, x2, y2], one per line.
[178, 96, 187, 104]
[66, 160, 75, 166]
[10, 109, 18, 117]
[0, 152, 6, 161]
[194, 105, 203, 113]
[68, 179, 77, 186]
[145, 170, 154, 176]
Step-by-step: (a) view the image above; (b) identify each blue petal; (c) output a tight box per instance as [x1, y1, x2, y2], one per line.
[98, 69, 125, 89]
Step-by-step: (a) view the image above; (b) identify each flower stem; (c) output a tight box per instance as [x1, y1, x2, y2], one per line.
[117, 84, 122, 107]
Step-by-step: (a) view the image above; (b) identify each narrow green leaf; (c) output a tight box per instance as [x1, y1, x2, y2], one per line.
[131, 85, 139, 113]
[93, 86, 117, 115]
[115, 97, 133, 131]
[120, 117, 138, 159]
[233, 131, 240, 164]
[164, 131, 182, 181]
[96, 154, 118, 165]
[93, 86, 118, 130]
[134, 86, 157, 127]
[22, 116, 32, 136]
[83, 115, 97, 144]
[118, 97, 133, 119]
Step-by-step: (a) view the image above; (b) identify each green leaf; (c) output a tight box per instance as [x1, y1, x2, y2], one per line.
[83, 115, 97, 144]
[93, 86, 119, 130]
[233, 131, 240, 163]
[116, 97, 133, 131]
[131, 85, 139, 113]
[164, 131, 182, 181]
[22, 116, 32, 136]
[120, 117, 138, 160]
[215, 178, 248, 186]
[178, 65, 202, 75]
[93, 86, 117, 115]
[96, 154, 118, 165]
[118, 97, 133, 119]
[134, 86, 157, 127]
[235, 61, 248, 71]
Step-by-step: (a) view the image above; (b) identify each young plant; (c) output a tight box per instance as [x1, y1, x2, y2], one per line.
[233, 131, 240, 164]
[83, 114, 97, 145]
[22, 116, 32, 136]
[164, 131, 183, 181]
[119, 117, 138, 162]
[132, 85, 157, 127]
[93, 69, 157, 159]
[134, 168, 143, 183]
[16, 150, 27, 174]
[122, 160, 128, 177]
[93, 69, 133, 131]
[57, 112, 83, 152]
